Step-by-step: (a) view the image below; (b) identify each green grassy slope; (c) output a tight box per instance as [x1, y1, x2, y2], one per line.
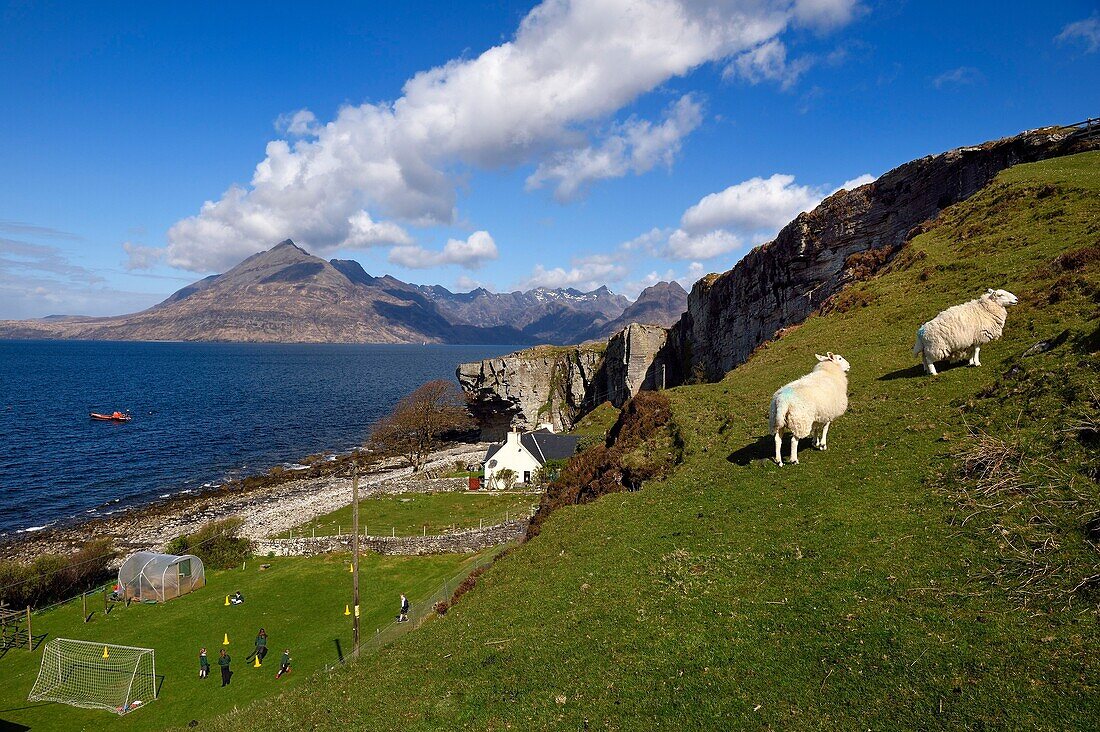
[275, 491, 539, 538]
[221, 152, 1096, 730]
[0, 552, 486, 731]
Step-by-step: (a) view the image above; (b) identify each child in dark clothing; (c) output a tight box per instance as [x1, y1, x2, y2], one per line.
[199, 648, 209, 678]
[276, 648, 292, 679]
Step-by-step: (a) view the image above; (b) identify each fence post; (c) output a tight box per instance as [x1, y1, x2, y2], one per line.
[82, 592, 87, 622]
[26, 606, 31, 651]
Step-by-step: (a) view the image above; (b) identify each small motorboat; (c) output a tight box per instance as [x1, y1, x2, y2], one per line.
[90, 411, 132, 422]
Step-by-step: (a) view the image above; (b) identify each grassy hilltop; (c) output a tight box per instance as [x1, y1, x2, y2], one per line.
[220, 152, 1098, 730]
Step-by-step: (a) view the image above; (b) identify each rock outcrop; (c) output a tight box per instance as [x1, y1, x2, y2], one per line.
[604, 324, 679, 406]
[457, 344, 607, 439]
[674, 126, 1100, 379]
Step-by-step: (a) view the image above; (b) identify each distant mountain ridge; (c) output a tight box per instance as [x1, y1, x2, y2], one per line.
[0, 241, 688, 345]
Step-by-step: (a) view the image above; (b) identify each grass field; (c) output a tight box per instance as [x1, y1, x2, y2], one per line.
[210, 153, 1099, 729]
[274, 491, 539, 539]
[0, 551, 489, 731]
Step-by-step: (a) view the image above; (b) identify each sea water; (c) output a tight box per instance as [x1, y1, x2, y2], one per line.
[0, 340, 516, 536]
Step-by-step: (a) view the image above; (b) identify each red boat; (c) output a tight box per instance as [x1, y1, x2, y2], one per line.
[90, 411, 132, 422]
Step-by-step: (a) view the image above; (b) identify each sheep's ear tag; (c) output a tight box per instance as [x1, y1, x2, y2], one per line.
[826, 352, 834, 358]
[815, 354, 828, 361]
[986, 288, 996, 295]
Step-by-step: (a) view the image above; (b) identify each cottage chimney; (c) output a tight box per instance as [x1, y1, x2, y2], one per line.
[505, 430, 520, 446]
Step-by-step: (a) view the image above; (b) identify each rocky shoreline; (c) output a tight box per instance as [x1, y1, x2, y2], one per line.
[0, 442, 492, 564]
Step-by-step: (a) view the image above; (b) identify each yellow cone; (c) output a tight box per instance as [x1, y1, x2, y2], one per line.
[224, 595, 230, 606]
[344, 604, 351, 616]
[223, 633, 230, 645]
[102, 645, 109, 659]
[253, 654, 262, 668]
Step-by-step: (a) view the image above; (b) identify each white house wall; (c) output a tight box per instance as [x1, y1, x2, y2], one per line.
[485, 441, 543, 489]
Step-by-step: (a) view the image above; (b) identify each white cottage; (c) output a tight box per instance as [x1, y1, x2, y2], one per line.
[483, 427, 580, 489]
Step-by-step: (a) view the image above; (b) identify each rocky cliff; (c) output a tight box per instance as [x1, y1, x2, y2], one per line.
[458, 322, 679, 436]
[675, 125, 1100, 379]
[456, 344, 608, 439]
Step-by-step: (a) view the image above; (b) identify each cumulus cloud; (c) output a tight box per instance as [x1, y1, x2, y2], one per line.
[164, 0, 860, 273]
[680, 173, 822, 233]
[724, 39, 813, 89]
[932, 66, 985, 89]
[388, 230, 498, 270]
[345, 211, 413, 248]
[1056, 14, 1100, 53]
[526, 94, 703, 200]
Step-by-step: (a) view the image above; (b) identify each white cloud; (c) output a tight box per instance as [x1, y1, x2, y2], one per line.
[165, 0, 859, 273]
[122, 241, 164, 271]
[526, 94, 703, 200]
[388, 230, 498, 270]
[932, 66, 984, 89]
[680, 173, 821, 233]
[1056, 14, 1100, 53]
[345, 211, 413, 247]
[724, 39, 813, 89]
[836, 173, 876, 191]
[518, 253, 629, 292]
[792, 0, 861, 30]
[275, 109, 321, 136]
[665, 228, 743, 259]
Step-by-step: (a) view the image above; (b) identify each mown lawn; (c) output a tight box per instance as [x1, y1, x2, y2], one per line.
[274, 491, 540, 539]
[0, 551, 489, 731]
[210, 153, 1099, 730]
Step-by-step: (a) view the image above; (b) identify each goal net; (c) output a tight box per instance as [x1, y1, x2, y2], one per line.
[28, 638, 157, 715]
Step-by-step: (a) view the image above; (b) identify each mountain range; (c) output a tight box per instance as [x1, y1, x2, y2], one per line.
[0, 241, 687, 345]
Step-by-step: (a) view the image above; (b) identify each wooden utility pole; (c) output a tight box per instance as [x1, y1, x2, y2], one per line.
[351, 463, 360, 658]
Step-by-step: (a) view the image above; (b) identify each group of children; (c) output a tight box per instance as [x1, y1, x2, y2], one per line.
[194, 592, 411, 687]
[198, 628, 292, 687]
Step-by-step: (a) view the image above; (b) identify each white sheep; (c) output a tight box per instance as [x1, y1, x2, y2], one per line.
[913, 289, 1018, 376]
[768, 353, 850, 466]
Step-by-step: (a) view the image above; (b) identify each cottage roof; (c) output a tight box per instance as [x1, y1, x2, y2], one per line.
[520, 429, 580, 464]
[483, 428, 580, 467]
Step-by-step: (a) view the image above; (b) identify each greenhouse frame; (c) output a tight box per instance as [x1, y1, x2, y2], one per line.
[117, 551, 205, 603]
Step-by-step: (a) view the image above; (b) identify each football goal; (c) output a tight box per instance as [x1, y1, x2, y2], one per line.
[28, 638, 157, 715]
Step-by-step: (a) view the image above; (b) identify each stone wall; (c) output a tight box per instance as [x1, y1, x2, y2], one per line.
[254, 519, 527, 557]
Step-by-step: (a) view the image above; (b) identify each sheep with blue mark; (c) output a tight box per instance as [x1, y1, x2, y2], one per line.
[913, 288, 1018, 376]
[768, 352, 850, 467]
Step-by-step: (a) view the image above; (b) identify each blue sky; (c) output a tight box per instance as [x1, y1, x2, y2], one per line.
[1, 0, 1097, 318]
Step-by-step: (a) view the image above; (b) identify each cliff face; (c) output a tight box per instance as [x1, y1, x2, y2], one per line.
[603, 323, 678, 406]
[675, 127, 1099, 379]
[456, 345, 607, 439]
[457, 322, 681, 437]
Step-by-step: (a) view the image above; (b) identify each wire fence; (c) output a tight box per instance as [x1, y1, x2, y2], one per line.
[277, 501, 539, 541]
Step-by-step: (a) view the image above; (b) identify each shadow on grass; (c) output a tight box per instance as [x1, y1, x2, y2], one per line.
[334, 638, 344, 663]
[0, 715, 33, 730]
[727, 436, 775, 466]
[878, 359, 975, 380]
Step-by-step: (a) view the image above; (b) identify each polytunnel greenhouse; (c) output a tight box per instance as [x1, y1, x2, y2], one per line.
[117, 551, 205, 603]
